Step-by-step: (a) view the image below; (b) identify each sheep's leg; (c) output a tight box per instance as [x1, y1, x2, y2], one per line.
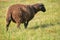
[6, 12, 12, 31]
[16, 19, 21, 29]
[14, 15, 21, 29]
[6, 19, 11, 31]
[24, 21, 28, 28]
[16, 22, 20, 29]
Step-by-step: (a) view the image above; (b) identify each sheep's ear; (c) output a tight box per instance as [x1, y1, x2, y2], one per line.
[32, 4, 38, 10]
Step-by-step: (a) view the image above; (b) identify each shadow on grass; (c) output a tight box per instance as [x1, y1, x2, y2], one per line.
[28, 21, 60, 30]
[57, 22, 60, 25]
[28, 23, 55, 30]
[28, 25, 40, 30]
[40, 23, 54, 28]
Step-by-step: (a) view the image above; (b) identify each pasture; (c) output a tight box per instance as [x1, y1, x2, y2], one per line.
[0, 0, 60, 40]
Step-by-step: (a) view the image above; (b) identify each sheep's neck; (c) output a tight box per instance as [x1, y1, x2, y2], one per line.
[33, 7, 40, 15]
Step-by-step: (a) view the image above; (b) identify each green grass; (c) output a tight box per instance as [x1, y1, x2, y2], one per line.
[0, 0, 60, 40]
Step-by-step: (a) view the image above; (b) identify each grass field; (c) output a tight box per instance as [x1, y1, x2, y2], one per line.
[0, 0, 60, 40]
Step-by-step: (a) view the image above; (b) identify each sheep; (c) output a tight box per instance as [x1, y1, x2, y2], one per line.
[6, 3, 46, 31]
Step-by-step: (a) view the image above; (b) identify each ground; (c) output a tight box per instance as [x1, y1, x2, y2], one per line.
[0, 0, 60, 40]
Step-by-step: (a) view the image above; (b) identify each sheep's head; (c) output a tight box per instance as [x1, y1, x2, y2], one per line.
[33, 3, 46, 12]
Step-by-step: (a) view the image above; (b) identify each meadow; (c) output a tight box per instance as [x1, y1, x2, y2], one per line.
[0, 0, 60, 40]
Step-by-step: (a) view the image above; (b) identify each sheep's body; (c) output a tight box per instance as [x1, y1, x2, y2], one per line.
[6, 3, 46, 31]
[7, 4, 35, 23]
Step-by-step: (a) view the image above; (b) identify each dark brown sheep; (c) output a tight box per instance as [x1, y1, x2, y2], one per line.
[6, 3, 46, 31]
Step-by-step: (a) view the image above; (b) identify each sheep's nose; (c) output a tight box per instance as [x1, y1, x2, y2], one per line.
[43, 9, 46, 12]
